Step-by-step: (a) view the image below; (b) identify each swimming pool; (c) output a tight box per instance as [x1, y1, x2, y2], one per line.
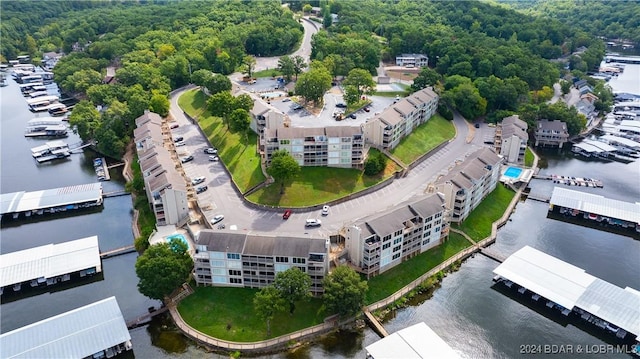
[165, 233, 190, 250]
[504, 166, 523, 179]
[261, 91, 286, 99]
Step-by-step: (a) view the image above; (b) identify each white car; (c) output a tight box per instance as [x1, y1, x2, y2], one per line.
[211, 214, 225, 224]
[321, 205, 330, 216]
[191, 176, 205, 185]
[208, 155, 219, 161]
[175, 141, 186, 147]
[305, 219, 322, 227]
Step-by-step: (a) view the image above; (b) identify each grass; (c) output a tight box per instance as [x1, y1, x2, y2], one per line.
[178, 286, 325, 342]
[247, 156, 399, 207]
[252, 69, 283, 78]
[364, 232, 472, 304]
[390, 114, 455, 164]
[346, 99, 370, 113]
[372, 90, 409, 97]
[179, 89, 265, 192]
[451, 184, 516, 240]
[524, 147, 534, 167]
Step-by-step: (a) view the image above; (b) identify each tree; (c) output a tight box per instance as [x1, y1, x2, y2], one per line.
[207, 91, 235, 126]
[560, 80, 572, 95]
[234, 94, 254, 112]
[342, 68, 376, 100]
[135, 239, 193, 301]
[68, 100, 101, 140]
[302, 4, 312, 13]
[204, 73, 232, 95]
[323, 266, 368, 317]
[278, 56, 295, 82]
[242, 55, 256, 78]
[364, 150, 386, 176]
[191, 69, 212, 88]
[267, 150, 300, 194]
[273, 267, 311, 314]
[253, 286, 286, 336]
[229, 108, 250, 134]
[292, 55, 307, 81]
[411, 67, 441, 92]
[343, 85, 360, 105]
[149, 92, 170, 117]
[61, 69, 103, 94]
[295, 66, 332, 104]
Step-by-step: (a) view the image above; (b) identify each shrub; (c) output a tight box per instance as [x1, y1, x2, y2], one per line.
[364, 151, 387, 176]
[438, 104, 453, 121]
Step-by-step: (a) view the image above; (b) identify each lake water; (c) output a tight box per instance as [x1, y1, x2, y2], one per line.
[1, 62, 638, 358]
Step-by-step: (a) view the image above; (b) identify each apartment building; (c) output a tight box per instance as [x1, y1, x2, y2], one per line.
[261, 123, 366, 168]
[533, 119, 570, 148]
[194, 231, 330, 295]
[344, 194, 448, 278]
[363, 87, 438, 150]
[494, 115, 528, 165]
[395, 54, 429, 68]
[434, 148, 503, 223]
[134, 111, 189, 226]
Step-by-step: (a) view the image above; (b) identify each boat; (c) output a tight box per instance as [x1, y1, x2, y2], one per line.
[47, 103, 68, 116]
[30, 140, 71, 163]
[24, 118, 68, 137]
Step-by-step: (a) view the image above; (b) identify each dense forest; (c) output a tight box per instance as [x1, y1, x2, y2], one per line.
[494, 0, 640, 44]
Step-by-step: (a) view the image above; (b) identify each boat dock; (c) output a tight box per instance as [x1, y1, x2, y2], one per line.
[103, 190, 129, 198]
[0, 236, 101, 296]
[365, 322, 460, 359]
[100, 245, 136, 259]
[0, 297, 133, 359]
[479, 247, 506, 263]
[549, 187, 640, 238]
[363, 309, 389, 338]
[126, 306, 168, 329]
[493, 246, 640, 344]
[94, 157, 110, 181]
[24, 117, 68, 138]
[31, 140, 71, 163]
[0, 182, 103, 221]
[532, 174, 603, 188]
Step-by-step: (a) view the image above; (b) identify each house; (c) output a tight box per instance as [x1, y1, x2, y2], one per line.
[533, 119, 570, 148]
[260, 119, 367, 168]
[433, 148, 503, 223]
[395, 54, 429, 68]
[494, 115, 528, 165]
[193, 231, 330, 295]
[363, 87, 438, 150]
[134, 111, 190, 226]
[344, 193, 448, 278]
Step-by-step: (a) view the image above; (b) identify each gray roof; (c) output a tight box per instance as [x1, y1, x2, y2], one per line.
[410, 87, 438, 104]
[250, 100, 270, 117]
[196, 231, 326, 257]
[0, 297, 131, 359]
[409, 194, 446, 218]
[501, 115, 527, 131]
[536, 119, 568, 133]
[436, 148, 502, 190]
[501, 117, 528, 141]
[1, 183, 102, 215]
[135, 111, 163, 127]
[278, 126, 326, 139]
[197, 231, 247, 253]
[243, 235, 277, 256]
[367, 206, 414, 236]
[324, 126, 362, 138]
[549, 187, 640, 224]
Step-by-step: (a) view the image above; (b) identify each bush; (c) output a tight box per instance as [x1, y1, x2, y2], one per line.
[364, 151, 387, 176]
[438, 104, 453, 121]
[134, 235, 150, 252]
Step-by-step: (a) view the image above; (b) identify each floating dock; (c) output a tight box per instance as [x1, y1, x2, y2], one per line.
[0, 236, 101, 296]
[0, 182, 103, 220]
[0, 297, 133, 359]
[365, 322, 460, 359]
[94, 157, 110, 181]
[549, 174, 603, 188]
[549, 186, 640, 236]
[493, 246, 640, 343]
[31, 140, 70, 162]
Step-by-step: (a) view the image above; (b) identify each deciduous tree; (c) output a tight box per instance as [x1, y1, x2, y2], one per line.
[149, 91, 170, 117]
[204, 73, 232, 95]
[323, 266, 368, 317]
[278, 56, 295, 82]
[343, 68, 376, 99]
[267, 150, 300, 194]
[135, 239, 193, 302]
[295, 66, 331, 105]
[253, 286, 285, 336]
[273, 267, 311, 314]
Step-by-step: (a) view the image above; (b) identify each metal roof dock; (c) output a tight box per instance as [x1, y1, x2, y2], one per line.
[0, 297, 132, 359]
[0, 236, 102, 293]
[549, 187, 640, 225]
[365, 322, 460, 359]
[0, 182, 103, 220]
[493, 246, 640, 342]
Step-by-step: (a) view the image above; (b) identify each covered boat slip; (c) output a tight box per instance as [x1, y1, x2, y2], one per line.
[549, 187, 640, 226]
[493, 246, 640, 341]
[0, 296, 132, 359]
[0, 182, 103, 219]
[0, 236, 101, 291]
[365, 322, 460, 359]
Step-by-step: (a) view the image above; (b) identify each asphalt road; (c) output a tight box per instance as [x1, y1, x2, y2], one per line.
[253, 17, 319, 73]
[169, 88, 482, 238]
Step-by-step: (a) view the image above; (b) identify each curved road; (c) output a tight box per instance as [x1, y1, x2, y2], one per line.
[253, 17, 319, 73]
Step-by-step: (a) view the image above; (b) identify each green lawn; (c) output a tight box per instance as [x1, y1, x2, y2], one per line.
[246, 158, 399, 207]
[252, 69, 283, 78]
[452, 184, 516, 240]
[524, 147, 534, 167]
[365, 232, 471, 304]
[178, 286, 325, 342]
[179, 89, 265, 193]
[373, 90, 408, 97]
[390, 115, 455, 164]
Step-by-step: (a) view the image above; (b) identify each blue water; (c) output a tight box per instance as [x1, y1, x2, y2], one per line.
[166, 234, 189, 250]
[504, 166, 522, 178]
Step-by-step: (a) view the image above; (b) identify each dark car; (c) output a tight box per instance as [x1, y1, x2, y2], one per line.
[283, 209, 292, 219]
[170, 123, 179, 129]
[349, 113, 357, 119]
[292, 104, 303, 110]
[173, 136, 184, 142]
[181, 155, 194, 163]
[364, 107, 370, 112]
[196, 185, 208, 194]
[336, 103, 347, 108]
[474, 123, 480, 128]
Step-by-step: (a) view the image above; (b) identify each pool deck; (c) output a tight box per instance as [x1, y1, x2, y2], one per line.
[499, 166, 534, 185]
[149, 224, 195, 256]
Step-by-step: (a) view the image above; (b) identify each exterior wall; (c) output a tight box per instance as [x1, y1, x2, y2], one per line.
[501, 135, 526, 164]
[160, 188, 189, 225]
[395, 54, 429, 67]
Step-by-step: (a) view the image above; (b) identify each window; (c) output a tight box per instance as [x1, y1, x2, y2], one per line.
[211, 260, 225, 267]
[228, 270, 241, 276]
[213, 277, 226, 284]
[280, 139, 290, 145]
[230, 278, 242, 284]
[276, 256, 289, 263]
[423, 231, 431, 237]
[393, 245, 401, 252]
[383, 234, 392, 242]
[393, 237, 402, 245]
[422, 238, 430, 246]
[212, 268, 225, 275]
[392, 253, 400, 260]
[227, 253, 240, 260]
[382, 243, 391, 250]
[292, 258, 306, 264]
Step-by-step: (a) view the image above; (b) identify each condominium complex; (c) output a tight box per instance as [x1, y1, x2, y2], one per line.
[494, 115, 528, 165]
[534, 119, 570, 148]
[134, 111, 189, 226]
[363, 87, 439, 150]
[395, 53, 429, 68]
[344, 193, 448, 277]
[261, 122, 367, 168]
[434, 148, 503, 223]
[194, 231, 330, 295]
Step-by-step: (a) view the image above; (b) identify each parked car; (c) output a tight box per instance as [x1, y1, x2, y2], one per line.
[283, 209, 292, 219]
[173, 136, 184, 142]
[204, 147, 217, 154]
[305, 219, 322, 227]
[321, 205, 330, 216]
[474, 123, 480, 128]
[282, 98, 291, 102]
[364, 107, 370, 112]
[211, 214, 225, 224]
[208, 155, 219, 162]
[196, 185, 208, 194]
[191, 176, 205, 185]
[336, 103, 347, 108]
[181, 155, 194, 163]
[349, 113, 357, 119]
[292, 104, 303, 110]
[170, 123, 179, 129]
[175, 141, 186, 147]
